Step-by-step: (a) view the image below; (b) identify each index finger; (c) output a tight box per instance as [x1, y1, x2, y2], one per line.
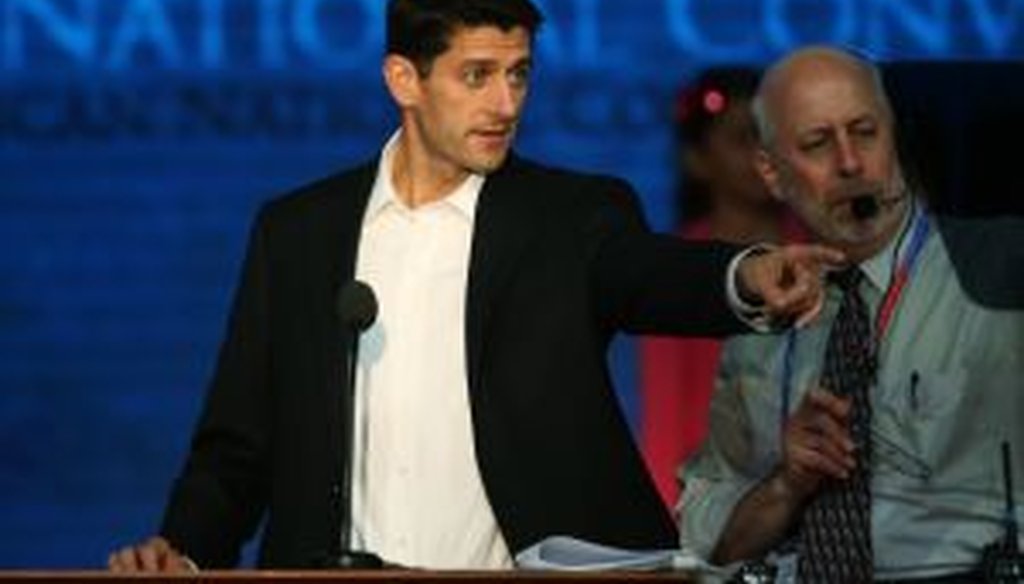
[139, 544, 164, 572]
[759, 260, 823, 321]
[803, 387, 852, 420]
[786, 243, 847, 271]
[108, 547, 141, 573]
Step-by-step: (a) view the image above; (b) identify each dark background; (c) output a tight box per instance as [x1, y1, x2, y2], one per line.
[1, 0, 1022, 568]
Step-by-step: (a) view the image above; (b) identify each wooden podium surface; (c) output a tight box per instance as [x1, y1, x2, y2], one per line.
[0, 571, 695, 583]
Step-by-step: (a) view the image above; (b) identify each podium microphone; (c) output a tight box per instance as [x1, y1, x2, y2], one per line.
[319, 280, 384, 569]
[981, 441, 1023, 583]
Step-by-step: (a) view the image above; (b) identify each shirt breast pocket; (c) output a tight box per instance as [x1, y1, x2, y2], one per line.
[914, 368, 967, 420]
[906, 367, 997, 484]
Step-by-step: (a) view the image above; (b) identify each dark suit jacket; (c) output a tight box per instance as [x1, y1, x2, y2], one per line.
[160, 154, 746, 568]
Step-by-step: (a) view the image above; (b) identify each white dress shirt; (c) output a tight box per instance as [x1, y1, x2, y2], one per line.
[349, 132, 512, 569]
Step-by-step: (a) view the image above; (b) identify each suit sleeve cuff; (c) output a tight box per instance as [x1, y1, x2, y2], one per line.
[726, 244, 776, 333]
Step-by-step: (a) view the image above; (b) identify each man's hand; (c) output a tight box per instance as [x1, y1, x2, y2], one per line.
[737, 243, 845, 328]
[709, 387, 856, 564]
[778, 388, 857, 502]
[108, 536, 192, 573]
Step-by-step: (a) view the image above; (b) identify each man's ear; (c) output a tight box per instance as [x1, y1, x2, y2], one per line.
[383, 54, 421, 108]
[755, 147, 785, 202]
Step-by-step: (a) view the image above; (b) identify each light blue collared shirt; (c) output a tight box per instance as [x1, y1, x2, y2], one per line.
[681, 204, 1024, 580]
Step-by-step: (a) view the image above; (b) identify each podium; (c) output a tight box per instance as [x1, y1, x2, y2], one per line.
[0, 571, 694, 583]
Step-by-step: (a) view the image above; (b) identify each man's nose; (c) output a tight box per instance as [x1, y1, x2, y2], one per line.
[835, 133, 864, 177]
[490, 79, 520, 120]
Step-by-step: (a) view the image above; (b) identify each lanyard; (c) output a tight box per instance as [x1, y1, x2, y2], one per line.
[779, 205, 930, 429]
[875, 206, 930, 341]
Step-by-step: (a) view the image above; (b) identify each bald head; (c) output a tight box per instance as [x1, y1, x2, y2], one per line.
[752, 47, 892, 148]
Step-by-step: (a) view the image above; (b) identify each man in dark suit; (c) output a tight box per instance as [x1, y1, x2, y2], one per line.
[109, 0, 839, 572]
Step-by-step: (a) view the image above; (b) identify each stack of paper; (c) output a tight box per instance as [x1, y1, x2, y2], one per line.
[515, 535, 729, 579]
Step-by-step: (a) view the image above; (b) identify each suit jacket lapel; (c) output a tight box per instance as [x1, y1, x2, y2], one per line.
[323, 162, 378, 306]
[317, 162, 377, 408]
[466, 155, 542, 394]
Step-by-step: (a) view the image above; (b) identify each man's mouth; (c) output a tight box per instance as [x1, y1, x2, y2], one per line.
[474, 127, 513, 138]
[471, 128, 515, 149]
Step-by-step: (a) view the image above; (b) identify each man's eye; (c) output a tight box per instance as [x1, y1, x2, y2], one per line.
[853, 124, 878, 138]
[800, 137, 828, 152]
[508, 67, 531, 88]
[463, 68, 488, 86]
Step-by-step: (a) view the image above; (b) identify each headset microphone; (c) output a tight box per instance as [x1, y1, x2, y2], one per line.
[850, 194, 880, 221]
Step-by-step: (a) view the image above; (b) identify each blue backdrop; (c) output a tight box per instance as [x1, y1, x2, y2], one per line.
[2, 0, 1022, 568]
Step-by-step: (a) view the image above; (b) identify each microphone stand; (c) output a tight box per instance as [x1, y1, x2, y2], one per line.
[318, 282, 383, 569]
[981, 441, 1022, 583]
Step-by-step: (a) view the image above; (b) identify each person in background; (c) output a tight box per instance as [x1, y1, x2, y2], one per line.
[639, 66, 806, 509]
[681, 46, 1023, 581]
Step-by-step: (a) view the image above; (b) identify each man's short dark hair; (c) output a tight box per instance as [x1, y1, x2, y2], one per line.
[387, 0, 544, 76]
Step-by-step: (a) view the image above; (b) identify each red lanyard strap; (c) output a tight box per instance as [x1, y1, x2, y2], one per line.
[875, 207, 930, 341]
